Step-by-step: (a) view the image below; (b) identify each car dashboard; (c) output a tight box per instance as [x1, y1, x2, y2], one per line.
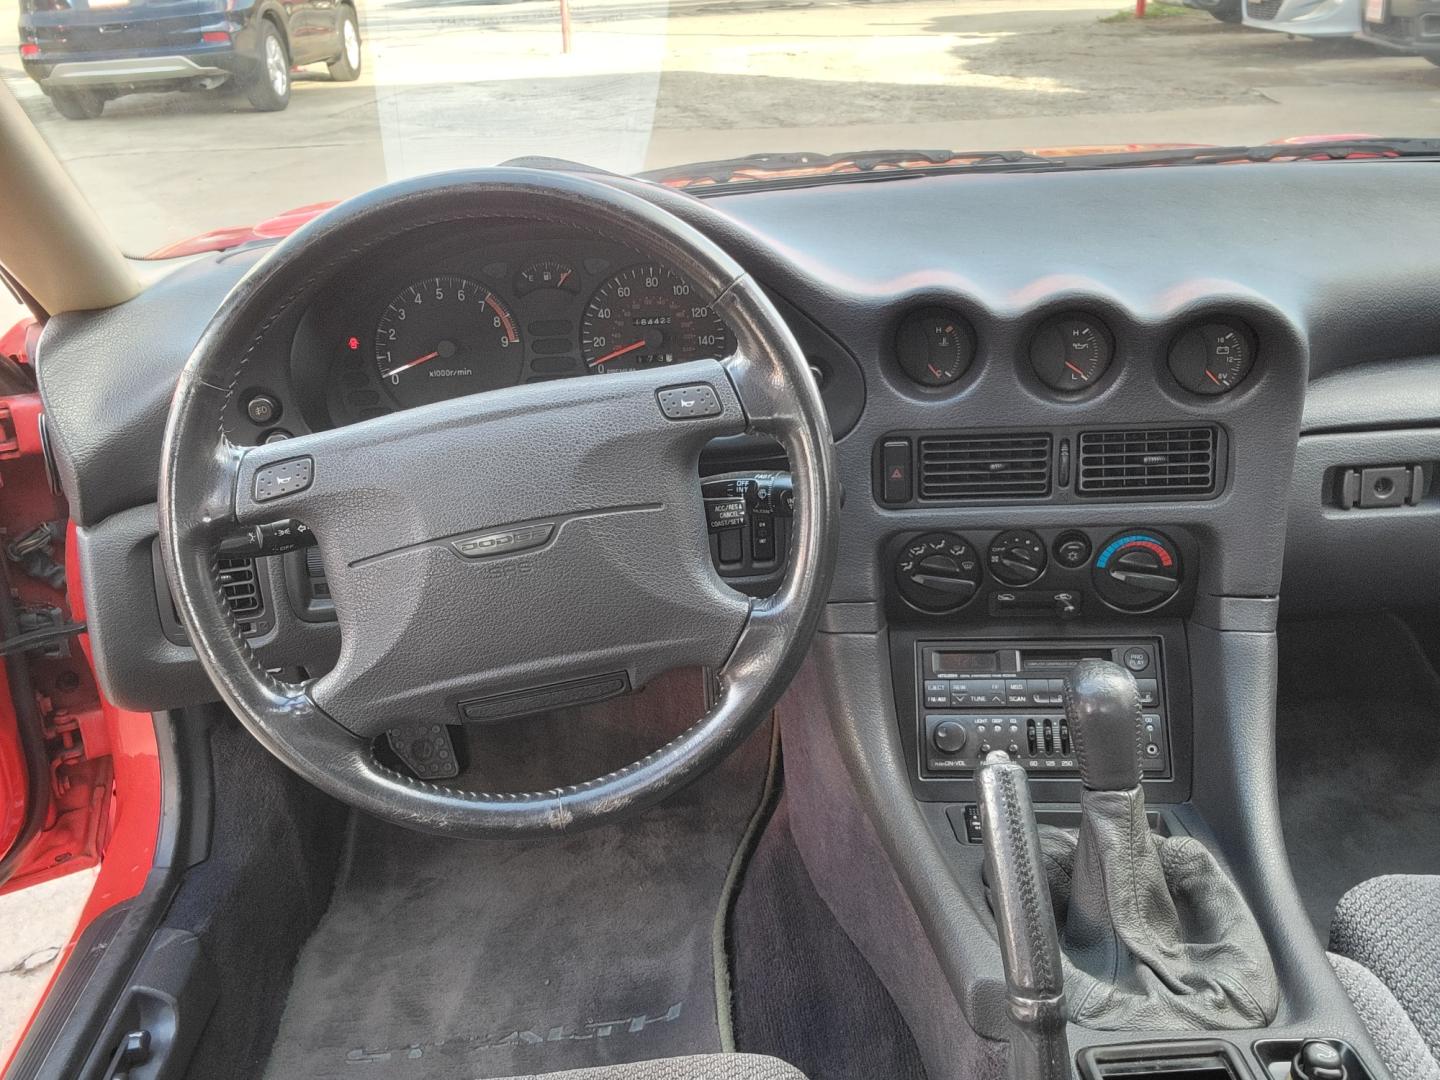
[32, 160, 1440, 761]
[24, 157, 1440, 1080]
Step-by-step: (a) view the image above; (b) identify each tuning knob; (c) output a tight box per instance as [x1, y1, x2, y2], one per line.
[896, 532, 981, 613]
[1092, 531, 1181, 613]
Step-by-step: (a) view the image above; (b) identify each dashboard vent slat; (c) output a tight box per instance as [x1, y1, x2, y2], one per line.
[918, 433, 1052, 500]
[1077, 427, 1218, 497]
[216, 556, 264, 626]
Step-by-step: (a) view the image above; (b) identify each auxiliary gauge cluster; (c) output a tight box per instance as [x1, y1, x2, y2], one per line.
[890, 304, 1260, 398]
[891, 526, 1190, 620]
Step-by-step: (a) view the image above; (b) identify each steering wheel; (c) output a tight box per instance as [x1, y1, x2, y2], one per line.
[159, 169, 838, 838]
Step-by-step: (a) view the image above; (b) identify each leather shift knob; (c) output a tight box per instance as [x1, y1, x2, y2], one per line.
[1064, 659, 1143, 791]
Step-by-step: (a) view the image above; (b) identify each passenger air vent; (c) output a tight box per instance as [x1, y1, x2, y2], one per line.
[1077, 427, 1219, 498]
[918, 433, 1052, 501]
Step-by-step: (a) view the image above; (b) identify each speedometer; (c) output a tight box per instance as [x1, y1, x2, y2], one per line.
[374, 276, 522, 409]
[581, 264, 733, 373]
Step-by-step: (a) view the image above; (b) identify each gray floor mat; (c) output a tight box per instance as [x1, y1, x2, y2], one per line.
[262, 673, 773, 1080]
[1277, 616, 1440, 939]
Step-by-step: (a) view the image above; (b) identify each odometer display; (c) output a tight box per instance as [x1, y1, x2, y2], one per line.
[581, 264, 732, 373]
[374, 276, 521, 409]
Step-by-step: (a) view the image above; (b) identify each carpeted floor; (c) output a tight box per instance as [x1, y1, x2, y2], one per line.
[261, 671, 775, 1080]
[1276, 614, 1440, 939]
[729, 798, 929, 1080]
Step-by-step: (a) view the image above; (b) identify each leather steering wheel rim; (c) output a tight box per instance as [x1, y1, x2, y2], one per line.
[159, 168, 839, 838]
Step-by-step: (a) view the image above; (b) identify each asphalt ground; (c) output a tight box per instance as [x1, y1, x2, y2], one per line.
[0, 0, 1437, 251]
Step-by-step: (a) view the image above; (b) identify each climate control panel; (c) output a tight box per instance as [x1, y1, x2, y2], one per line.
[891, 526, 1190, 620]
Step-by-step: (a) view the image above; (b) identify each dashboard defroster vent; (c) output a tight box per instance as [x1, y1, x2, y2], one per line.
[917, 433, 1052, 501]
[1077, 427, 1218, 497]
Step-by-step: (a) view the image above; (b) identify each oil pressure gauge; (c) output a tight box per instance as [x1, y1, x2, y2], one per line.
[1030, 312, 1114, 393]
[1168, 319, 1256, 395]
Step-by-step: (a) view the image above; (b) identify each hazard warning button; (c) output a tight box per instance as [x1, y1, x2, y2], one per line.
[881, 439, 912, 504]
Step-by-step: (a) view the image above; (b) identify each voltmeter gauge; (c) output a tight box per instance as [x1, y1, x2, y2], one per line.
[1168, 319, 1256, 395]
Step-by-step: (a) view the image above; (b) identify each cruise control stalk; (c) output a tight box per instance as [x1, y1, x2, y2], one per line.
[976, 749, 1071, 1080]
[218, 519, 316, 559]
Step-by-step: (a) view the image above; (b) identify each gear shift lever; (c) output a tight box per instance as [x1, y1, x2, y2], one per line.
[1053, 659, 1279, 1030]
[1065, 660, 1143, 794]
[976, 750, 1071, 1080]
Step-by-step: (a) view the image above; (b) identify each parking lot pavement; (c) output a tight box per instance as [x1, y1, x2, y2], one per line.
[0, 868, 98, 1064]
[1, 0, 1439, 252]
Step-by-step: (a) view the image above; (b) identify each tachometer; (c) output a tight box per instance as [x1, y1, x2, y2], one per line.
[374, 276, 522, 409]
[581, 264, 733, 373]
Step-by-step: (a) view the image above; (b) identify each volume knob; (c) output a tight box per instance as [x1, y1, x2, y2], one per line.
[933, 720, 968, 754]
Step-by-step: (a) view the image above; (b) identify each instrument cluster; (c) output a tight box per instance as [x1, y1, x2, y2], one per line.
[300, 228, 736, 427]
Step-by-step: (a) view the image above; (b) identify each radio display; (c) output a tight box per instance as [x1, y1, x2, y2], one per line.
[931, 650, 998, 675]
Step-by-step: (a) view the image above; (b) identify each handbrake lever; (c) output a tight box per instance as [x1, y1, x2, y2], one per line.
[976, 750, 1071, 1080]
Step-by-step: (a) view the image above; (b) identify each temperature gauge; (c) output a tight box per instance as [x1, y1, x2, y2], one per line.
[1168, 319, 1255, 395]
[1030, 313, 1114, 393]
[895, 308, 975, 387]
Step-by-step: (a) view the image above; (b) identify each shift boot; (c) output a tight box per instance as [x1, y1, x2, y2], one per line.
[1047, 659, 1280, 1030]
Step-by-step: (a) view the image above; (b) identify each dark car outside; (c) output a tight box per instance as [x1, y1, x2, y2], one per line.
[17, 0, 362, 118]
[1359, 0, 1440, 65]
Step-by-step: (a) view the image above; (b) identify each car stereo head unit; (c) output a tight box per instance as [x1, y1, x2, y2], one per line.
[916, 640, 1169, 780]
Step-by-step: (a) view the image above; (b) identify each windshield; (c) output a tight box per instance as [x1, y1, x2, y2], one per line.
[4, 0, 1437, 254]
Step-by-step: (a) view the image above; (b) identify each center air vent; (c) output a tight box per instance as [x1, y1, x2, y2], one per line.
[1077, 427, 1219, 498]
[918, 433, 1052, 501]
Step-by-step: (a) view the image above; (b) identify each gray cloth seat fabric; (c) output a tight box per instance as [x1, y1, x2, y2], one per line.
[1327, 953, 1440, 1080]
[507, 1055, 808, 1079]
[1329, 875, 1440, 1078]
